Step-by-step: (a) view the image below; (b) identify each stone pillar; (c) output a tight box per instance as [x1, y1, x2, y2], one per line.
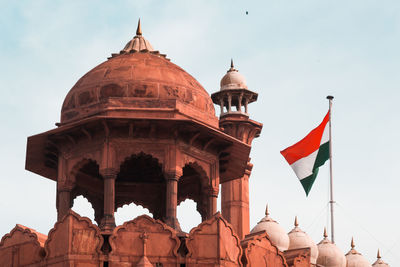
[208, 187, 219, 219]
[100, 168, 117, 231]
[219, 99, 224, 115]
[244, 98, 249, 114]
[238, 93, 243, 112]
[221, 162, 252, 240]
[165, 171, 181, 230]
[227, 94, 232, 112]
[57, 187, 72, 221]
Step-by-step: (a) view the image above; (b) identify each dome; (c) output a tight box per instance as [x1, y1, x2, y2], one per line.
[250, 205, 289, 252]
[317, 228, 346, 267]
[220, 59, 248, 90]
[345, 238, 372, 267]
[60, 21, 216, 126]
[372, 250, 390, 267]
[288, 217, 319, 264]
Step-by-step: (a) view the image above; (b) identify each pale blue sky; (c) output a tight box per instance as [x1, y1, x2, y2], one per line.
[1, 0, 399, 264]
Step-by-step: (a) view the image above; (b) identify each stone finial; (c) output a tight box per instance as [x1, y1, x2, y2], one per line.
[265, 204, 269, 216]
[351, 237, 355, 249]
[136, 18, 142, 36]
[377, 249, 381, 259]
[294, 216, 299, 227]
[120, 19, 155, 54]
[227, 58, 237, 73]
[323, 227, 328, 238]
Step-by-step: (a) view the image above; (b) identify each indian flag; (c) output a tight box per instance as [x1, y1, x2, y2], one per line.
[280, 112, 330, 196]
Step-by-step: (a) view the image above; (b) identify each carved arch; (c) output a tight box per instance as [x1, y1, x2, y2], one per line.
[69, 158, 102, 183]
[115, 152, 166, 220]
[71, 194, 102, 225]
[178, 162, 211, 221]
[114, 145, 166, 173]
[114, 201, 155, 223]
[69, 159, 104, 225]
[117, 152, 164, 183]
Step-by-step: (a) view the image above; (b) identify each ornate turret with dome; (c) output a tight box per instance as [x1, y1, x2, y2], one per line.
[25, 19, 255, 232]
[345, 238, 372, 267]
[288, 216, 319, 264]
[250, 204, 290, 251]
[316, 228, 346, 267]
[372, 249, 390, 267]
[211, 59, 258, 117]
[211, 60, 262, 239]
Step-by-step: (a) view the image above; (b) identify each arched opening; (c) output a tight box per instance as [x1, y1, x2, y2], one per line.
[177, 199, 201, 233]
[70, 159, 104, 225]
[178, 163, 210, 221]
[114, 202, 153, 226]
[115, 152, 165, 220]
[72, 195, 96, 224]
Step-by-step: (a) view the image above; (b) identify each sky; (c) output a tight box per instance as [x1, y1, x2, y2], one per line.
[1, 0, 399, 264]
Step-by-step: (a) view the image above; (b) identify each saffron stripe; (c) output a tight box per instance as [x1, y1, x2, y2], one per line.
[280, 111, 330, 164]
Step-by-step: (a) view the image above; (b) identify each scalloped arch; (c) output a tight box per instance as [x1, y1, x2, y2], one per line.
[70, 158, 101, 181]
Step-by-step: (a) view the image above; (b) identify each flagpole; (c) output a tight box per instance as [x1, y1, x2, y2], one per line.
[326, 95, 335, 243]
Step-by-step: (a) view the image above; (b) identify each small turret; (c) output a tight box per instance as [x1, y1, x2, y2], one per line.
[211, 59, 262, 145]
[212, 59, 258, 118]
[211, 59, 263, 239]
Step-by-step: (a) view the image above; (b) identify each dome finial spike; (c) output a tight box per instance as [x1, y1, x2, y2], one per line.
[323, 227, 328, 238]
[231, 58, 234, 68]
[351, 237, 355, 249]
[377, 249, 381, 259]
[265, 204, 269, 216]
[294, 216, 299, 227]
[136, 18, 142, 36]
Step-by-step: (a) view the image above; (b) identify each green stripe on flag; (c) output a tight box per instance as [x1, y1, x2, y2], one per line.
[301, 142, 330, 196]
[314, 141, 330, 169]
[300, 168, 319, 196]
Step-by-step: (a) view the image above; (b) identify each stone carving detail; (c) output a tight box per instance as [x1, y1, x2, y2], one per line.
[0, 224, 46, 266]
[241, 231, 288, 267]
[283, 248, 311, 267]
[100, 83, 124, 100]
[186, 212, 243, 267]
[44, 210, 103, 262]
[109, 215, 180, 265]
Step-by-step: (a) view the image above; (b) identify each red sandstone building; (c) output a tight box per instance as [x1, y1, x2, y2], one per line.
[0, 21, 390, 267]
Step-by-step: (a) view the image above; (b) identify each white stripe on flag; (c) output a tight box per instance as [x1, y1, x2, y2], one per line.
[290, 149, 318, 180]
[321, 122, 329, 144]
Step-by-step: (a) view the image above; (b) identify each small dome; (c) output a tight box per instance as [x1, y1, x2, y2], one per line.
[250, 205, 290, 251]
[220, 59, 248, 90]
[372, 250, 390, 267]
[317, 228, 346, 267]
[345, 238, 372, 267]
[288, 216, 319, 264]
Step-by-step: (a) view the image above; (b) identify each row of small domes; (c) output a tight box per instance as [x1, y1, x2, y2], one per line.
[250, 205, 390, 267]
